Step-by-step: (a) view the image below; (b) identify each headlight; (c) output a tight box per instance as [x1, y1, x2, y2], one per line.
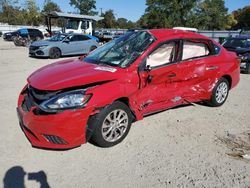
[40, 89, 92, 112]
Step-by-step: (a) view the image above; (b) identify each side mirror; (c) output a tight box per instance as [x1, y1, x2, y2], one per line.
[145, 58, 152, 72]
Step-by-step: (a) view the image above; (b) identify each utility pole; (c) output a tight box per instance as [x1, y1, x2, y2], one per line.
[100, 8, 103, 15]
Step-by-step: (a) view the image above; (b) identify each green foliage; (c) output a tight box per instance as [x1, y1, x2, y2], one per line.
[116, 18, 128, 29]
[42, 0, 61, 13]
[139, 0, 236, 30]
[98, 9, 116, 28]
[144, 0, 197, 28]
[69, 0, 97, 15]
[191, 0, 230, 30]
[232, 6, 250, 29]
[25, 0, 42, 26]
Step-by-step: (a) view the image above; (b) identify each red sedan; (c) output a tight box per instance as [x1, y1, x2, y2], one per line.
[17, 29, 240, 149]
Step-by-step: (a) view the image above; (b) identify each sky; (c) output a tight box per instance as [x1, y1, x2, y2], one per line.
[19, 0, 250, 22]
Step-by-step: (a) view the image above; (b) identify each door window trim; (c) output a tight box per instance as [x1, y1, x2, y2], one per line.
[143, 39, 182, 70]
[180, 38, 215, 62]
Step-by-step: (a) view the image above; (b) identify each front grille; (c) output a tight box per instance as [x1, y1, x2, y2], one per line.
[22, 95, 34, 111]
[21, 86, 60, 112]
[29, 46, 39, 51]
[43, 135, 68, 144]
[28, 86, 59, 104]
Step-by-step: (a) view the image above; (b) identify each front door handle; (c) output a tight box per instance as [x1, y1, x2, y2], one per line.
[206, 66, 218, 71]
[167, 73, 176, 78]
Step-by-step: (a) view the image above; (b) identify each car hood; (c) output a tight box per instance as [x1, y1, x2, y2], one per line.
[28, 58, 124, 90]
[31, 40, 59, 46]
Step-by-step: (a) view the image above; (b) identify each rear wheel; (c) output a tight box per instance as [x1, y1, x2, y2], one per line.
[208, 78, 229, 107]
[90, 101, 133, 147]
[49, 47, 61, 59]
[35, 36, 41, 41]
[13, 36, 21, 46]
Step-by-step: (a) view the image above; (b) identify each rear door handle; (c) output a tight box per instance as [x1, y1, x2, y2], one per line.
[167, 73, 176, 78]
[206, 66, 218, 71]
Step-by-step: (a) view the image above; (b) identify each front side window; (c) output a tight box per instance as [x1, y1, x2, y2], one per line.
[146, 42, 176, 68]
[182, 40, 210, 60]
[84, 31, 156, 68]
[78, 35, 90, 41]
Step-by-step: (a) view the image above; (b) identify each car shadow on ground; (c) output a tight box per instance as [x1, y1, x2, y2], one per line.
[29, 54, 86, 60]
[3, 166, 50, 188]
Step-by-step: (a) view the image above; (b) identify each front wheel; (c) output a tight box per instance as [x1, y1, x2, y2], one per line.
[90, 101, 133, 147]
[49, 47, 61, 59]
[208, 78, 229, 107]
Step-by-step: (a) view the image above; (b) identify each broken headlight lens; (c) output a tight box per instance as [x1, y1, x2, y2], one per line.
[40, 89, 92, 112]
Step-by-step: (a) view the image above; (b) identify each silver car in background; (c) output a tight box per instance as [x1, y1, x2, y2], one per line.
[29, 33, 99, 59]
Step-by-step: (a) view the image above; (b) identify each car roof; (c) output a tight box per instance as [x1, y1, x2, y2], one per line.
[148, 29, 210, 40]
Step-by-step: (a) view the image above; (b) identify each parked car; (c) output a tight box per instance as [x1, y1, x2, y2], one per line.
[3, 31, 18, 41]
[0, 31, 2, 37]
[17, 29, 240, 149]
[29, 33, 99, 59]
[3, 28, 43, 41]
[240, 27, 250, 36]
[113, 33, 124, 40]
[223, 36, 250, 73]
[102, 31, 114, 41]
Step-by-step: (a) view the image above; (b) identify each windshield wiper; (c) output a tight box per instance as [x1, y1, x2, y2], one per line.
[97, 61, 120, 67]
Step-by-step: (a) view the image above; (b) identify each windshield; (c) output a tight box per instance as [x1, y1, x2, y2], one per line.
[66, 20, 80, 30]
[49, 34, 67, 41]
[84, 31, 156, 68]
[223, 38, 250, 48]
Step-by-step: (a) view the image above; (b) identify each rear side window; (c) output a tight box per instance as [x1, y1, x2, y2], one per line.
[69, 35, 79, 42]
[182, 40, 210, 60]
[214, 44, 221, 55]
[78, 35, 90, 41]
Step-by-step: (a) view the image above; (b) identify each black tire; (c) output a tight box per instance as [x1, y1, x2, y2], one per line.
[35, 36, 41, 41]
[89, 46, 97, 52]
[13, 37, 21, 46]
[24, 38, 31, 47]
[89, 101, 133, 147]
[49, 47, 61, 59]
[208, 78, 229, 107]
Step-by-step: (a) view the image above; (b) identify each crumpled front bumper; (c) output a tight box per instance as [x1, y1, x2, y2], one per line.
[17, 93, 94, 149]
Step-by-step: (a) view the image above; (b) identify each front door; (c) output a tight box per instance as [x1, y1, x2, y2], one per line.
[137, 40, 183, 115]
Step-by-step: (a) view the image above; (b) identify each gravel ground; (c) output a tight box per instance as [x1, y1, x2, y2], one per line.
[0, 38, 249, 188]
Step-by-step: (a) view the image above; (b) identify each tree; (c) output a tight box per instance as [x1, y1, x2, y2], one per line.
[116, 18, 128, 29]
[69, 0, 97, 15]
[142, 0, 198, 28]
[0, 0, 22, 24]
[232, 6, 250, 29]
[25, 0, 42, 26]
[192, 0, 231, 30]
[98, 9, 116, 28]
[42, 0, 61, 13]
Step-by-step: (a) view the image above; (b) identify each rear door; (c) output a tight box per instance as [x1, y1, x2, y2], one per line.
[176, 39, 217, 101]
[77, 35, 93, 54]
[66, 35, 82, 55]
